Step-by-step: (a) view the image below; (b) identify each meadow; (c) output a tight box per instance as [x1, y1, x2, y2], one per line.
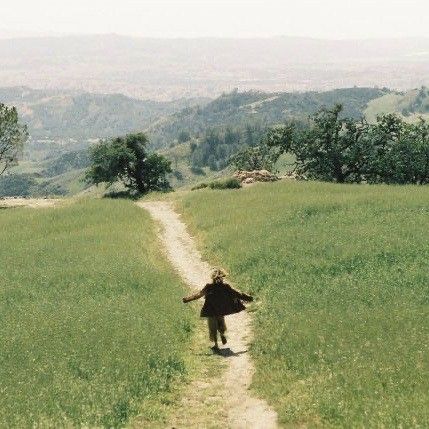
[0, 200, 192, 428]
[178, 181, 429, 427]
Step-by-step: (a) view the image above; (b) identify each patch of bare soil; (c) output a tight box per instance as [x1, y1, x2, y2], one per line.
[0, 197, 58, 208]
[138, 201, 278, 429]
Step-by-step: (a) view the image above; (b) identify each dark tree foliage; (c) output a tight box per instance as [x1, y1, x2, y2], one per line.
[0, 173, 36, 197]
[85, 133, 172, 194]
[43, 150, 90, 177]
[267, 105, 429, 184]
[190, 124, 266, 171]
[229, 145, 278, 172]
[267, 105, 369, 182]
[0, 103, 28, 175]
[365, 115, 429, 184]
[178, 130, 191, 143]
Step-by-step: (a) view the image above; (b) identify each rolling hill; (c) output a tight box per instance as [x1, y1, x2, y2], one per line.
[0, 86, 395, 197]
[365, 86, 429, 122]
[4, 85, 429, 198]
[148, 87, 389, 147]
[0, 86, 207, 140]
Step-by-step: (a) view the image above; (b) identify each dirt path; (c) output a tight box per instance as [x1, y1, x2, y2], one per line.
[138, 201, 278, 429]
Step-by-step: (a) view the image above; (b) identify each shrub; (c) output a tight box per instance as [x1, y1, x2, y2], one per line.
[191, 178, 241, 191]
[191, 182, 208, 191]
[208, 178, 241, 190]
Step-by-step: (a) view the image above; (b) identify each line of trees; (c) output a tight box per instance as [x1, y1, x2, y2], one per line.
[232, 105, 429, 185]
[2, 99, 428, 196]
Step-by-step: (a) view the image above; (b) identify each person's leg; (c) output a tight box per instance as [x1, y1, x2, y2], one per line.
[207, 317, 219, 349]
[217, 316, 227, 345]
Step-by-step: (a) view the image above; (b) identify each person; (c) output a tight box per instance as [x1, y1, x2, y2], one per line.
[182, 268, 254, 351]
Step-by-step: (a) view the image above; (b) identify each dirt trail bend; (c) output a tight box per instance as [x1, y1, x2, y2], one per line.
[139, 201, 277, 429]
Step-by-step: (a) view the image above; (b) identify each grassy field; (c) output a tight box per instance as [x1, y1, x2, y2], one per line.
[0, 200, 193, 428]
[177, 181, 429, 427]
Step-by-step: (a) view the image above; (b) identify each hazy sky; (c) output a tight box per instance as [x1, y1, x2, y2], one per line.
[1, 0, 428, 39]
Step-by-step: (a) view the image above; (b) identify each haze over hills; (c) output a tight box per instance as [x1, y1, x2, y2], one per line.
[0, 86, 388, 149]
[0, 85, 401, 197]
[0, 86, 207, 140]
[1, 35, 428, 100]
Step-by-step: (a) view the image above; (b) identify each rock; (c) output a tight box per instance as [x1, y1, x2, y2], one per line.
[279, 171, 308, 181]
[233, 170, 279, 184]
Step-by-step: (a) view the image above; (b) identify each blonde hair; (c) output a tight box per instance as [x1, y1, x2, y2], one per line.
[211, 268, 227, 282]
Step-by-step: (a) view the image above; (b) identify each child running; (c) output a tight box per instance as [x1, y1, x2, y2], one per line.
[183, 268, 254, 352]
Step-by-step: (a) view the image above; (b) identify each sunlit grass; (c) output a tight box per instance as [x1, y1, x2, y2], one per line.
[177, 181, 429, 427]
[0, 200, 192, 428]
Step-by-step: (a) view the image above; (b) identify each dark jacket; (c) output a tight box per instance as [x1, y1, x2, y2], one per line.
[183, 282, 253, 317]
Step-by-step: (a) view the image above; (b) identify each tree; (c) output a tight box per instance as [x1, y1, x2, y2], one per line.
[178, 130, 191, 143]
[229, 145, 277, 171]
[85, 133, 172, 194]
[365, 115, 429, 184]
[0, 104, 28, 176]
[268, 105, 369, 183]
[267, 105, 429, 185]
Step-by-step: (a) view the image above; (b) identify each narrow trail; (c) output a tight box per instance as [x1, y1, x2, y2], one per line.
[138, 201, 277, 429]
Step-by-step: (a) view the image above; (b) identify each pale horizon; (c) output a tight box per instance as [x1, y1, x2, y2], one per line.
[1, 0, 428, 40]
[1, 31, 429, 42]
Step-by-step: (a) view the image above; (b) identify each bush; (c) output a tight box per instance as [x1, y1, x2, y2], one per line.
[192, 177, 242, 191]
[191, 182, 208, 191]
[209, 178, 241, 189]
[190, 166, 205, 175]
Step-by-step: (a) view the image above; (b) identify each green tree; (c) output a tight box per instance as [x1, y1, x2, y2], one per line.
[85, 133, 172, 194]
[267, 105, 429, 184]
[229, 145, 277, 171]
[0, 104, 28, 175]
[268, 105, 369, 183]
[366, 115, 429, 184]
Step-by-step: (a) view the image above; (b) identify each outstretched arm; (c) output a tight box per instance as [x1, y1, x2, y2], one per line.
[183, 287, 206, 303]
[228, 285, 254, 302]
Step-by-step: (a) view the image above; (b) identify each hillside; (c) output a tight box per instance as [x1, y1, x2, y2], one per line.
[0, 86, 393, 197]
[149, 87, 389, 147]
[365, 86, 429, 122]
[1, 86, 388, 197]
[0, 35, 428, 100]
[0, 86, 208, 140]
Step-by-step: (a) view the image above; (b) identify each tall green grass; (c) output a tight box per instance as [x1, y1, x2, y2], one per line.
[0, 200, 192, 428]
[178, 181, 429, 427]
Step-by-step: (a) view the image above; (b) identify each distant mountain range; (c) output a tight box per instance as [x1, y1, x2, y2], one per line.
[1, 35, 428, 100]
[148, 87, 390, 148]
[0, 86, 208, 140]
[1, 86, 390, 148]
